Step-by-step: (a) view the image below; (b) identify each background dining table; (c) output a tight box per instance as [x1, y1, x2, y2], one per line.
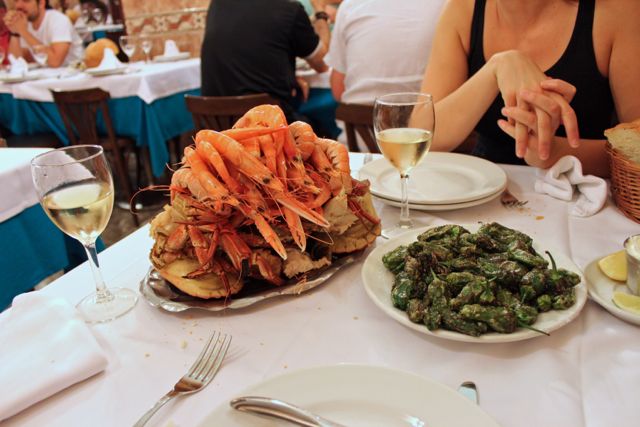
[0, 58, 201, 177]
[1, 153, 638, 427]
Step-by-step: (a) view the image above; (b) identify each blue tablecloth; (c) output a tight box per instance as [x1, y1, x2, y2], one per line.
[0, 204, 104, 310]
[0, 89, 198, 177]
[299, 88, 341, 140]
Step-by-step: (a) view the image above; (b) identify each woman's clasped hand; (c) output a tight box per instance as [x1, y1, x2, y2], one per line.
[492, 50, 580, 162]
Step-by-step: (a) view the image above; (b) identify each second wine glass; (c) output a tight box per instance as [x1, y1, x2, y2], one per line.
[141, 38, 153, 62]
[373, 92, 435, 235]
[31, 145, 138, 323]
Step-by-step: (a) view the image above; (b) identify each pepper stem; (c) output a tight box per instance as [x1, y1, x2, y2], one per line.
[545, 250, 557, 271]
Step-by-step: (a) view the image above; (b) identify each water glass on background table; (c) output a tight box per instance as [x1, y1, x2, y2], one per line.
[31, 145, 138, 323]
[92, 7, 104, 25]
[32, 45, 48, 67]
[119, 35, 136, 61]
[141, 37, 153, 62]
[373, 92, 435, 236]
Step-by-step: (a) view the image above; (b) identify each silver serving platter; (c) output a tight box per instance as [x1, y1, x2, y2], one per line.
[139, 252, 362, 312]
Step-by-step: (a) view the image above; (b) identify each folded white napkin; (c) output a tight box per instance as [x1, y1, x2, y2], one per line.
[94, 47, 122, 70]
[163, 39, 180, 57]
[8, 54, 28, 77]
[534, 155, 608, 217]
[0, 293, 108, 421]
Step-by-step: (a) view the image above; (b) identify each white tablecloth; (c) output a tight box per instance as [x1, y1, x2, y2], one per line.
[0, 58, 200, 104]
[0, 148, 50, 222]
[2, 155, 639, 427]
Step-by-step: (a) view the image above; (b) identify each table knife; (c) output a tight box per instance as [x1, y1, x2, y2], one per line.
[230, 396, 348, 427]
[457, 381, 479, 404]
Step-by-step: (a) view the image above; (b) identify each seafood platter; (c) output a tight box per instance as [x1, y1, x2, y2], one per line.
[141, 105, 381, 310]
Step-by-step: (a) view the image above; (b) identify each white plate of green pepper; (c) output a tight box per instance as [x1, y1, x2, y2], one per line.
[362, 223, 587, 343]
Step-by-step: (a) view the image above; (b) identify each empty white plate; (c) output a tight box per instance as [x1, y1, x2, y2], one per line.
[201, 364, 499, 427]
[0, 72, 42, 83]
[153, 52, 190, 62]
[85, 66, 128, 77]
[359, 153, 507, 205]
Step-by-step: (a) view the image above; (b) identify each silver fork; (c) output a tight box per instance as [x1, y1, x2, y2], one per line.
[133, 331, 232, 427]
[500, 188, 528, 208]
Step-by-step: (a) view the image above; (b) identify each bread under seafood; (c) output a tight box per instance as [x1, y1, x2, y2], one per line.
[149, 105, 381, 299]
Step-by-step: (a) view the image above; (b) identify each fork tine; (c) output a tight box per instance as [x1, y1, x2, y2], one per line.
[187, 331, 219, 376]
[193, 333, 225, 380]
[201, 334, 231, 384]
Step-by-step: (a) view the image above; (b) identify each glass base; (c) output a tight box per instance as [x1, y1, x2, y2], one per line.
[76, 287, 138, 324]
[381, 217, 430, 239]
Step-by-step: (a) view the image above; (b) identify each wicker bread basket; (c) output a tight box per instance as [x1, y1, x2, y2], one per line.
[606, 142, 640, 223]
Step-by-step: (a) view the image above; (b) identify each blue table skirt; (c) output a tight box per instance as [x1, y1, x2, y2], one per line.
[0, 89, 199, 177]
[0, 204, 104, 310]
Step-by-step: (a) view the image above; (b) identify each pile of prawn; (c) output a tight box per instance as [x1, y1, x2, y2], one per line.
[149, 104, 381, 297]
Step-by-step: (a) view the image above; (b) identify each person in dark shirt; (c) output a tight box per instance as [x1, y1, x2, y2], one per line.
[416, 0, 640, 177]
[200, 0, 331, 124]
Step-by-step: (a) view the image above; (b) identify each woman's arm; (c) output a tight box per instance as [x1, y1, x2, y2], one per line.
[500, 0, 640, 177]
[418, 1, 576, 157]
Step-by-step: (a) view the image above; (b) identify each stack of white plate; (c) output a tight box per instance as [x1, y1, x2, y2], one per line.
[359, 153, 507, 211]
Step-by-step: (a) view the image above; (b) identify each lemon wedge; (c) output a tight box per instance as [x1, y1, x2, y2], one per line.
[612, 292, 640, 315]
[598, 250, 627, 282]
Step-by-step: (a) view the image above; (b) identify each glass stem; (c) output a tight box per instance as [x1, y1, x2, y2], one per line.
[83, 242, 113, 303]
[399, 174, 412, 229]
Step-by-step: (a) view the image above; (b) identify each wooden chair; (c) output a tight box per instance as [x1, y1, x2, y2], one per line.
[335, 102, 379, 153]
[185, 93, 278, 132]
[50, 88, 139, 225]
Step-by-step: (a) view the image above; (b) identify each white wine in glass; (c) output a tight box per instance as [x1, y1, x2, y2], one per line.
[374, 92, 435, 234]
[31, 145, 138, 323]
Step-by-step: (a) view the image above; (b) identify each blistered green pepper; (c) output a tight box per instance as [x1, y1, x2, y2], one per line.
[442, 310, 488, 337]
[382, 245, 408, 274]
[406, 298, 426, 323]
[552, 289, 576, 310]
[459, 304, 517, 333]
[537, 294, 553, 312]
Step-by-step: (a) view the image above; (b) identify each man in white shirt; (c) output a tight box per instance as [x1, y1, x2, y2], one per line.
[4, 0, 83, 67]
[326, 0, 445, 104]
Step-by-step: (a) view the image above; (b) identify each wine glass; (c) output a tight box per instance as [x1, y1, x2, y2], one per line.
[92, 7, 104, 25]
[80, 7, 92, 26]
[373, 92, 435, 235]
[31, 145, 138, 323]
[32, 44, 48, 67]
[119, 35, 136, 61]
[141, 38, 152, 63]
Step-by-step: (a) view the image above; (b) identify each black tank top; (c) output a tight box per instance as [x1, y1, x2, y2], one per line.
[467, 0, 614, 164]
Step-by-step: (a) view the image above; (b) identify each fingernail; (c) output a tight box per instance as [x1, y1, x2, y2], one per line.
[521, 89, 532, 97]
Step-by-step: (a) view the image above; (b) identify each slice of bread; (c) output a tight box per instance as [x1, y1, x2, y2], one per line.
[605, 118, 640, 163]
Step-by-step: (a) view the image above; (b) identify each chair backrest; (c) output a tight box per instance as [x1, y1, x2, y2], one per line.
[50, 87, 135, 222]
[50, 87, 118, 148]
[185, 93, 278, 131]
[335, 102, 379, 153]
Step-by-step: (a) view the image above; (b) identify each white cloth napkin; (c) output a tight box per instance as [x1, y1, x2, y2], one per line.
[534, 155, 608, 217]
[0, 293, 108, 421]
[8, 54, 28, 77]
[163, 39, 180, 57]
[93, 48, 122, 70]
